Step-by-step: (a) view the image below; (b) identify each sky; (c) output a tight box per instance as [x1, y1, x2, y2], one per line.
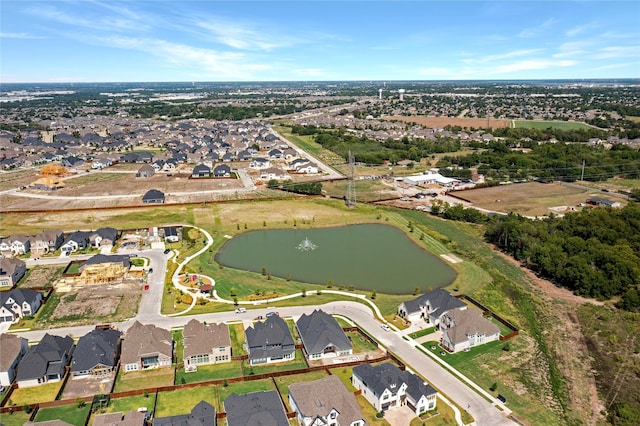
[1, 1, 639, 83]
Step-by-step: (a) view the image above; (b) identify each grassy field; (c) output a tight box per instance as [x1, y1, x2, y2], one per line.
[216, 378, 276, 408]
[101, 393, 157, 414]
[273, 124, 345, 166]
[8, 382, 62, 405]
[176, 361, 244, 385]
[34, 403, 91, 426]
[113, 368, 175, 393]
[155, 386, 218, 417]
[513, 120, 594, 131]
[0, 410, 31, 426]
[455, 181, 597, 216]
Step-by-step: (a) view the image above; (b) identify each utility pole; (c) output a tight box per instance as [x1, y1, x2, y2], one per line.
[581, 159, 585, 181]
[346, 151, 356, 209]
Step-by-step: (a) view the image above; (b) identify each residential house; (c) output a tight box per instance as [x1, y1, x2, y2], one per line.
[352, 362, 437, 416]
[8, 235, 31, 255]
[213, 164, 231, 178]
[32, 229, 64, 254]
[0, 333, 29, 386]
[183, 319, 231, 370]
[268, 148, 283, 159]
[0, 257, 27, 287]
[249, 157, 270, 170]
[0, 289, 43, 323]
[440, 308, 500, 353]
[282, 148, 298, 159]
[16, 333, 75, 388]
[236, 150, 252, 161]
[142, 189, 165, 204]
[289, 375, 367, 426]
[70, 327, 122, 377]
[191, 164, 211, 178]
[78, 254, 131, 284]
[224, 391, 289, 426]
[153, 400, 216, 426]
[90, 227, 118, 248]
[93, 410, 147, 426]
[0, 238, 11, 254]
[296, 309, 352, 360]
[397, 289, 466, 326]
[294, 162, 319, 174]
[136, 164, 155, 178]
[259, 167, 288, 181]
[222, 152, 235, 162]
[60, 231, 91, 255]
[121, 321, 173, 372]
[163, 227, 180, 243]
[61, 156, 85, 168]
[30, 177, 66, 191]
[245, 315, 295, 366]
[586, 197, 622, 208]
[287, 158, 309, 171]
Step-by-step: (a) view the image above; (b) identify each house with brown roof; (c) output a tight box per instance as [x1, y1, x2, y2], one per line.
[32, 230, 64, 255]
[136, 164, 155, 178]
[182, 319, 231, 371]
[0, 257, 27, 288]
[93, 410, 147, 426]
[289, 375, 367, 426]
[121, 321, 173, 372]
[440, 308, 500, 353]
[0, 333, 29, 386]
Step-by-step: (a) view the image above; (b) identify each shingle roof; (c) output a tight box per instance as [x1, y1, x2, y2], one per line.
[296, 309, 352, 355]
[443, 309, 500, 344]
[120, 321, 172, 365]
[402, 289, 466, 317]
[16, 333, 74, 381]
[245, 316, 294, 362]
[183, 319, 230, 360]
[153, 401, 216, 426]
[224, 391, 288, 426]
[80, 254, 131, 269]
[0, 333, 27, 371]
[71, 328, 121, 373]
[142, 189, 165, 201]
[353, 362, 436, 401]
[289, 375, 366, 426]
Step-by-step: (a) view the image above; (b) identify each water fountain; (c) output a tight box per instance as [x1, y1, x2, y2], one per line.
[297, 237, 317, 251]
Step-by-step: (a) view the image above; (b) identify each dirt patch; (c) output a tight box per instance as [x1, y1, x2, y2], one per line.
[49, 283, 141, 326]
[62, 374, 116, 398]
[456, 182, 594, 217]
[19, 264, 64, 289]
[385, 115, 511, 129]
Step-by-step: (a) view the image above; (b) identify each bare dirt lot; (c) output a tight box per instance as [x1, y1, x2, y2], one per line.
[385, 115, 511, 129]
[62, 374, 115, 399]
[452, 182, 602, 217]
[19, 264, 64, 289]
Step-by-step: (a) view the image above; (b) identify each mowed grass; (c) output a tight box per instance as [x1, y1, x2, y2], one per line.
[102, 393, 157, 414]
[155, 386, 218, 417]
[176, 361, 244, 385]
[217, 379, 276, 408]
[513, 120, 593, 131]
[241, 349, 308, 375]
[409, 402, 458, 426]
[457, 181, 594, 216]
[113, 368, 175, 392]
[9, 382, 62, 405]
[34, 403, 91, 426]
[0, 410, 31, 426]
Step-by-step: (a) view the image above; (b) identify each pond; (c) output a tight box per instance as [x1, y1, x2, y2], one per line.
[214, 223, 456, 294]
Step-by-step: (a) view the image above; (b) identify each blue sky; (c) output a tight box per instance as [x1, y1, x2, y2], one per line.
[1, 1, 639, 82]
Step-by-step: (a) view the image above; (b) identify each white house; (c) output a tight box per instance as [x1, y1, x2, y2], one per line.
[440, 308, 500, 353]
[397, 289, 466, 326]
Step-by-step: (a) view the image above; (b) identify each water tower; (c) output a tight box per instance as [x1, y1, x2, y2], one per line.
[398, 89, 405, 101]
[379, 88, 383, 100]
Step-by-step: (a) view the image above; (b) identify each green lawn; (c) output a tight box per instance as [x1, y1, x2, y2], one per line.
[228, 323, 246, 355]
[113, 368, 175, 392]
[103, 393, 156, 414]
[35, 403, 91, 426]
[408, 327, 436, 339]
[0, 410, 31, 426]
[347, 330, 378, 353]
[409, 403, 458, 425]
[356, 394, 391, 425]
[8, 382, 62, 405]
[172, 330, 184, 363]
[329, 367, 357, 392]
[155, 386, 218, 417]
[176, 361, 244, 385]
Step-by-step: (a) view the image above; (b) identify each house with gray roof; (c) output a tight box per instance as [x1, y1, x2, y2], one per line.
[440, 308, 500, 353]
[183, 319, 231, 370]
[295, 309, 352, 360]
[90, 227, 118, 248]
[0, 333, 29, 386]
[32, 229, 64, 254]
[245, 315, 295, 366]
[142, 189, 165, 204]
[70, 327, 122, 378]
[352, 362, 437, 416]
[289, 375, 367, 426]
[0, 257, 27, 288]
[153, 400, 216, 426]
[224, 391, 288, 426]
[397, 288, 466, 326]
[16, 333, 75, 388]
[213, 164, 231, 178]
[191, 164, 211, 178]
[0, 289, 42, 323]
[121, 321, 173, 372]
[60, 231, 91, 255]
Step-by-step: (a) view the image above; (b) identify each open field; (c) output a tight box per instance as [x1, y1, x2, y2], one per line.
[513, 120, 594, 131]
[0, 169, 39, 191]
[453, 181, 603, 217]
[384, 115, 511, 129]
[34, 404, 91, 426]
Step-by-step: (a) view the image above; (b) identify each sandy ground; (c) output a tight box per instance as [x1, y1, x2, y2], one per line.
[385, 115, 511, 129]
[62, 374, 115, 399]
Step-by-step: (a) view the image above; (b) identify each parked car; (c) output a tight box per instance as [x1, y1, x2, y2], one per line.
[235, 307, 247, 313]
[148, 268, 153, 274]
[265, 311, 279, 317]
[380, 324, 391, 331]
[164, 249, 171, 254]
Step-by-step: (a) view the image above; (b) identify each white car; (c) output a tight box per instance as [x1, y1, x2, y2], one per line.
[235, 308, 247, 313]
[381, 324, 391, 331]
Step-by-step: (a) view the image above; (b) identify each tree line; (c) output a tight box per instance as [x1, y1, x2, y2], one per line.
[484, 203, 640, 311]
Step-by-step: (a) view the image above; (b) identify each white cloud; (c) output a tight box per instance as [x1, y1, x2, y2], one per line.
[194, 19, 297, 51]
[518, 18, 555, 38]
[0, 32, 45, 39]
[565, 22, 600, 37]
[474, 49, 545, 64]
[592, 46, 640, 59]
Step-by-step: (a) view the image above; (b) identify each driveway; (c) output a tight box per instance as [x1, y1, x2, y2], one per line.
[383, 406, 416, 426]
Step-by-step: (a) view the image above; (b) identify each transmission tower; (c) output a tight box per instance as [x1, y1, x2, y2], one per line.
[346, 150, 356, 209]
